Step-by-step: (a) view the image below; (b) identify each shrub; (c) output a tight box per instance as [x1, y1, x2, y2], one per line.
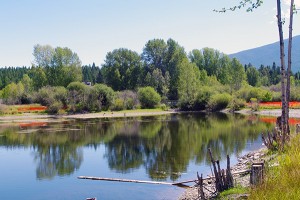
[34, 86, 55, 106]
[236, 85, 273, 102]
[47, 101, 63, 114]
[116, 90, 139, 110]
[0, 104, 8, 115]
[229, 97, 246, 111]
[194, 86, 215, 110]
[138, 87, 161, 108]
[112, 98, 124, 111]
[160, 103, 168, 111]
[88, 84, 115, 111]
[250, 98, 259, 111]
[206, 93, 232, 111]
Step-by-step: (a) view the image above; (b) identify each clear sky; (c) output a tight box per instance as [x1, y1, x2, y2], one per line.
[0, 0, 299, 67]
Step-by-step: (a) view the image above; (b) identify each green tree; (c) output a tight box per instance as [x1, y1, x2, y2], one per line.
[229, 58, 246, 92]
[30, 66, 48, 90]
[142, 39, 168, 73]
[178, 60, 201, 110]
[202, 47, 220, 77]
[188, 49, 204, 70]
[32, 44, 82, 87]
[102, 48, 143, 91]
[246, 65, 260, 86]
[138, 86, 161, 108]
[1, 82, 25, 104]
[165, 39, 188, 100]
[20, 74, 34, 93]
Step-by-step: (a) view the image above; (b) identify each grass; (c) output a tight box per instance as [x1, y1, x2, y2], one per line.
[249, 134, 300, 200]
[219, 185, 249, 199]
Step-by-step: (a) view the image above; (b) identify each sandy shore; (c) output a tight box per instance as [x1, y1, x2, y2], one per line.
[62, 110, 177, 119]
[1, 109, 300, 123]
[0, 110, 177, 123]
[236, 108, 300, 118]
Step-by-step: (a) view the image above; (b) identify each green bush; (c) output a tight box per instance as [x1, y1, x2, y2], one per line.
[0, 104, 8, 115]
[236, 85, 273, 102]
[138, 87, 161, 108]
[229, 97, 246, 111]
[250, 98, 259, 111]
[34, 86, 55, 106]
[112, 98, 124, 111]
[194, 86, 215, 110]
[206, 93, 232, 111]
[47, 101, 63, 114]
[160, 103, 168, 111]
[89, 84, 115, 111]
[116, 90, 139, 110]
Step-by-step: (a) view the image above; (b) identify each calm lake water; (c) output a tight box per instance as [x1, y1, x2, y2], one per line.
[0, 113, 273, 200]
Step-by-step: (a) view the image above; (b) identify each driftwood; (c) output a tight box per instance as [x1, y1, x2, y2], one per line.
[197, 172, 205, 199]
[78, 176, 192, 188]
[78, 176, 173, 185]
[207, 148, 234, 193]
[78, 168, 250, 188]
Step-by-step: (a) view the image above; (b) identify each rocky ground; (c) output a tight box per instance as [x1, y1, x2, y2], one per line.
[178, 148, 268, 200]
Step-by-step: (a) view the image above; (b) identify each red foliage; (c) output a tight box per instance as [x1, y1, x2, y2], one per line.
[17, 106, 47, 112]
[260, 116, 300, 125]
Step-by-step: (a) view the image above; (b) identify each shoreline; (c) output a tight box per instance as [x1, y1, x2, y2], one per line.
[178, 147, 268, 200]
[1, 108, 300, 123]
[235, 108, 300, 118]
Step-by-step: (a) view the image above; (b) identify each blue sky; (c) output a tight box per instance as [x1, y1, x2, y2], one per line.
[0, 0, 299, 67]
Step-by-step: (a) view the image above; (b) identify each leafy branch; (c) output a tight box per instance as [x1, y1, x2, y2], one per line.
[213, 0, 263, 13]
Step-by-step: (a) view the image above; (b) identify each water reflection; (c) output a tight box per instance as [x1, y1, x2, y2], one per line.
[0, 113, 272, 181]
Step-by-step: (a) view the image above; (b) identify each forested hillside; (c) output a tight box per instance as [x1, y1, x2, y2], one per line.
[229, 35, 300, 72]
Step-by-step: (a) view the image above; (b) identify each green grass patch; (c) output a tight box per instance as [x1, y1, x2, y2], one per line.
[249, 134, 300, 199]
[219, 186, 249, 198]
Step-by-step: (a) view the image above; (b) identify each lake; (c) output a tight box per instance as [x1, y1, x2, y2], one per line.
[0, 113, 273, 200]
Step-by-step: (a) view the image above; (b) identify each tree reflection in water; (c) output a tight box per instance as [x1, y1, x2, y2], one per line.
[0, 113, 272, 181]
[34, 145, 83, 180]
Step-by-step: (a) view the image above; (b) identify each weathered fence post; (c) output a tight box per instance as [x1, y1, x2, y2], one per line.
[208, 148, 233, 193]
[250, 162, 264, 185]
[296, 124, 300, 134]
[197, 172, 205, 199]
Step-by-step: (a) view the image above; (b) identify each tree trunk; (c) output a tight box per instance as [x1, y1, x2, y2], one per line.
[276, 0, 287, 146]
[286, 0, 294, 135]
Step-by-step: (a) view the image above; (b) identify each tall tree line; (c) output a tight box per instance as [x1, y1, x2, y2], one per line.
[0, 40, 297, 100]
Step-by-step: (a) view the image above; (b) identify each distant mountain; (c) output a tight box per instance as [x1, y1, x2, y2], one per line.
[229, 35, 300, 72]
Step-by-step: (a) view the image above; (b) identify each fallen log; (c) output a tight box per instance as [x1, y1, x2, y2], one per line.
[78, 169, 251, 188]
[78, 176, 173, 185]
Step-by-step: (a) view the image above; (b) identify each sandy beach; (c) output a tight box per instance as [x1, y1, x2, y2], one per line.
[1, 109, 300, 123]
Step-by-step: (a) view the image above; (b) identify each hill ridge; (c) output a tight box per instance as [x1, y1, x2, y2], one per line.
[229, 35, 300, 72]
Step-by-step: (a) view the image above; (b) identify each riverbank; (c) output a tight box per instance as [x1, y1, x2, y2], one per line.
[1, 108, 300, 124]
[179, 147, 269, 200]
[236, 108, 300, 118]
[0, 110, 178, 123]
